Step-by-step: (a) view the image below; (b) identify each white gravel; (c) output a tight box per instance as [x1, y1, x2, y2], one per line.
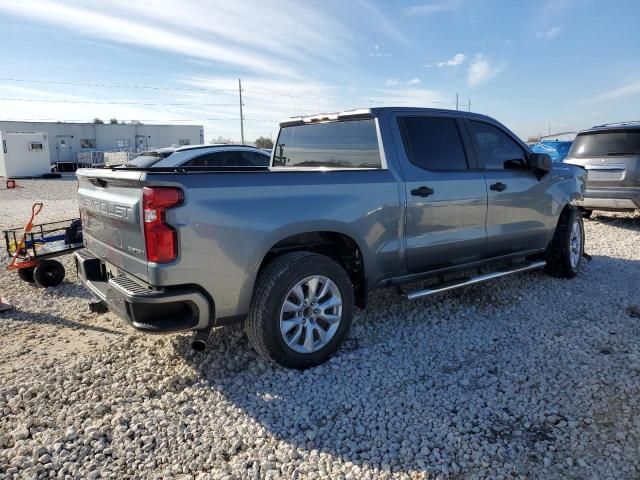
[1, 178, 640, 479]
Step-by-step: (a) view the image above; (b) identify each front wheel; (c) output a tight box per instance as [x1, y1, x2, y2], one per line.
[246, 252, 354, 369]
[545, 206, 584, 278]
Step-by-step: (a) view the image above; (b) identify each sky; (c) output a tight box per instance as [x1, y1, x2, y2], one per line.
[0, 0, 639, 142]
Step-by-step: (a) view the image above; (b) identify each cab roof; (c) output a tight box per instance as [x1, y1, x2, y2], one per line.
[279, 107, 495, 127]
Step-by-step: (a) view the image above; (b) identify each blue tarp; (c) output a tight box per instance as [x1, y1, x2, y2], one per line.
[531, 140, 573, 163]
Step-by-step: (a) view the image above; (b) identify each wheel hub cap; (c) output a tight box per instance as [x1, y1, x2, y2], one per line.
[569, 219, 582, 269]
[279, 275, 343, 354]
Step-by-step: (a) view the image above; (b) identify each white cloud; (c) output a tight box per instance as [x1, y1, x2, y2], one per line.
[437, 53, 467, 67]
[369, 87, 449, 108]
[407, 78, 421, 85]
[536, 26, 563, 40]
[385, 79, 400, 86]
[355, 0, 411, 46]
[0, 0, 369, 79]
[403, 0, 461, 16]
[467, 54, 502, 87]
[590, 80, 640, 103]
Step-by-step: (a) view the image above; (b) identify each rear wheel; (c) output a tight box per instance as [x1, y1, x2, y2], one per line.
[246, 252, 354, 369]
[17, 267, 35, 284]
[545, 206, 584, 278]
[34, 260, 66, 287]
[580, 208, 593, 219]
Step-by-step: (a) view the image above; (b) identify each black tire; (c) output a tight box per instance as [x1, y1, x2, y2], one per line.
[545, 206, 584, 278]
[246, 252, 354, 369]
[33, 260, 66, 288]
[580, 208, 593, 219]
[17, 267, 35, 283]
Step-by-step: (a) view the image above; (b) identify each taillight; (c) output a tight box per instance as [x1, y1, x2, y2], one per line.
[142, 187, 183, 263]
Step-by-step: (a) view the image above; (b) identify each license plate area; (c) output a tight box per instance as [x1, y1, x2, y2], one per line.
[587, 169, 625, 181]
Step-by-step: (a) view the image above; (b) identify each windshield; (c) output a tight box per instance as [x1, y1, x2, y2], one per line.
[569, 130, 640, 157]
[126, 151, 173, 167]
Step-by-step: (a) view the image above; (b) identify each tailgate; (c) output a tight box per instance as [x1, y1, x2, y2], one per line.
[77, 168, 149, 281]
[577, 156, 640, 189]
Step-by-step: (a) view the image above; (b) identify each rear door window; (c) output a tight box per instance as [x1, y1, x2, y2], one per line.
[468, 121, 526, 170]
[569, 130, 640, 157]
[398, 116, 468, 170]
[273, 119, 381, 168]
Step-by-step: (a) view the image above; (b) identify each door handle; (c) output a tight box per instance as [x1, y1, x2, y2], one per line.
[411, 186, 434, 197]
[490, 182, 507, 192]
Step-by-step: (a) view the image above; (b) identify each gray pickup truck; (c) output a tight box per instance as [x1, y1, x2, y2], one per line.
[76, 107, 586, 368]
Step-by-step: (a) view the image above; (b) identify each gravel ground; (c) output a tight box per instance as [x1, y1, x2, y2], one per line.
[1, 179, 640, 479]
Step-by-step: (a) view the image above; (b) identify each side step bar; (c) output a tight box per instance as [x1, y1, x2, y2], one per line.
[404, 260, 546, 301]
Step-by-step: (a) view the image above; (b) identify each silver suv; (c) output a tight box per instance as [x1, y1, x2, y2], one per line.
[565, 122, 640, 217]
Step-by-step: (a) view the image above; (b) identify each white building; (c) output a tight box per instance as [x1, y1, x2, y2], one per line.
[0, 132, 51, 178]
[0, 121, 203, 167]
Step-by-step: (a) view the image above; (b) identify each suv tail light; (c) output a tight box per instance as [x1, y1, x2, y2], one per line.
[142, 187, 183, 263]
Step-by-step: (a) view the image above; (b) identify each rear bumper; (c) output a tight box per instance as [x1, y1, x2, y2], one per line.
[75, 250, 213, 333]
[575, 187, 640, 210]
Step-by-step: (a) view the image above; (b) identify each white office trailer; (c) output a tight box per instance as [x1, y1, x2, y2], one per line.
[0, 131, 52, 178]
[0, 121, 204, 170]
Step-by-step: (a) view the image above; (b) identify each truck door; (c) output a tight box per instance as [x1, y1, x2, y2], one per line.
[465, 119, 551, 256]
[394, 114, 488, 273]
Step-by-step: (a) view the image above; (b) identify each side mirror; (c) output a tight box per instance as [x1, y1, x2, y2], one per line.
[528, 153, 552, 175]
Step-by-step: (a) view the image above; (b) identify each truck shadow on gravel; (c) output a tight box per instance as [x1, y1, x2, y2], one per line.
[1, 310, 122, 335]
[171, 255, 640, 477]
[588, 213, 640, 230]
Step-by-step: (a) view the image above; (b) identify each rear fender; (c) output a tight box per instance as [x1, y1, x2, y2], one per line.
[234, 221, 371, 318]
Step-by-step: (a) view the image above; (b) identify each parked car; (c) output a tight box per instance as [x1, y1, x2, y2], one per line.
[125, 144, 270, 168]
[531, 140, 573, 163]
[564, 121, 640, 217]
[75, 107, 586, 369]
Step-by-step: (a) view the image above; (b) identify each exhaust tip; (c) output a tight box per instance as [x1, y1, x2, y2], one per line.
[191, 339, 207, 352]
[191, 328, 212, 352]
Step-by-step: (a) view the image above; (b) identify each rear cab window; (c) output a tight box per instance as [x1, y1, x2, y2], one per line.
[272, 119, 382, 169]
[569, 130, 640, 157]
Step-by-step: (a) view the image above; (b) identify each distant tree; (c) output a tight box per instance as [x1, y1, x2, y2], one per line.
[93, 118, 105, 124]
[211, 135, 234, 144]
[255, 136, 273, 149]
[129, 120, 143, 125]
[109, 118, 118, 124]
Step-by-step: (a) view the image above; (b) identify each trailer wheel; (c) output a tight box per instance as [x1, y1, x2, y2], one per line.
[34, 260, 66, 288]
[17, 267, 36, 283]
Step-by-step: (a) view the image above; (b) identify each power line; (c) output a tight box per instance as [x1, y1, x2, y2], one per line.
[0, 77, 236, 93]
[238, 78, 245, 144]
[0, 76, 456, 106]
[0, 97, 239, 106]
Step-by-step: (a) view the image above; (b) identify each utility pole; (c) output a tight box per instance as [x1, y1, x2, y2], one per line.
[455, 92, 459, 111]
[238, 78, 245, 144]
[468, 98, 471, 112]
